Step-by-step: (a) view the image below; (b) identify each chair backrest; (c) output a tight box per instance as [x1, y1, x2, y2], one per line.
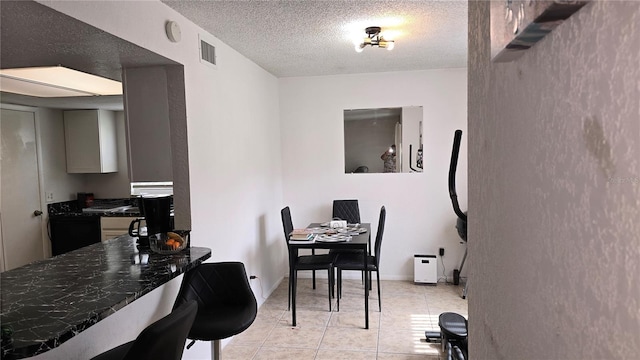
[174, 262, 258, 313]
[281, 206, 294, 248]
[332, 200, 361, 224]
[373, 206, 386, 266]
[123, 301, 198, 360]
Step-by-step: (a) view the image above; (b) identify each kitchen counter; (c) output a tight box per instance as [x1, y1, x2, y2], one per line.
[47, 199, 144, 217]
[0, 234, 211, 359]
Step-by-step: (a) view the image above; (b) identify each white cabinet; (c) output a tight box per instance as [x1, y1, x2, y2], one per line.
[100, 217, 143, 242]
[64, 110, 118, 173]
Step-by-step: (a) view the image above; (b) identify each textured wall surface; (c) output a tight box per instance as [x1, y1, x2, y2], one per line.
[468, 1, 639, 359]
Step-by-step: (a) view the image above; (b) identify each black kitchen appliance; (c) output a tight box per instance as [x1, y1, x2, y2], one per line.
[50, 215, 101, 256]
[76, 192, 94, 209]
[129, 196, 172, 248]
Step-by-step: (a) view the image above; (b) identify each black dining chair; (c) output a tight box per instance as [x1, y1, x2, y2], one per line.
[173, 262, 257, 360]
[330, 199, 367, 285]
[332, 199, 361, 224]
[90, 301, 198, 360]
[336, 206, 386, 312]
[281, 206, 335, 312]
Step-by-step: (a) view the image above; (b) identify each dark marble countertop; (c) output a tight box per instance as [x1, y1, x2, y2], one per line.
[47, 199, 143, 217]
[48, 210, 144, 218]
[0, 235, 211, 359]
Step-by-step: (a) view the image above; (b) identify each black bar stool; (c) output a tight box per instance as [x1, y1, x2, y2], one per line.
[173, 262, 257, 360]
[90, 301, 198, 360]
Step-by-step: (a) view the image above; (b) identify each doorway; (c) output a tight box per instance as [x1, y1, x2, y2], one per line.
[0, 105, 46, 271]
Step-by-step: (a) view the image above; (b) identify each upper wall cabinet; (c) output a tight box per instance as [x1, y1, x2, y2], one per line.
[64, 109, 118, 173]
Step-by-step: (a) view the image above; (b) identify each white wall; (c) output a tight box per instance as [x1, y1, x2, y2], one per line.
[38, 1, 285, 359]
[279, 69, 468, 280]
[469, 1, 640, 359]
[37, 108, 86, 203]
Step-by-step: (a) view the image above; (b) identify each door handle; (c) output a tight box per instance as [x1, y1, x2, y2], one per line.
[33, 210, 43, 216]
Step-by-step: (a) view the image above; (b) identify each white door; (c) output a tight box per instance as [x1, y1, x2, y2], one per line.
[0, 107, 45, 271]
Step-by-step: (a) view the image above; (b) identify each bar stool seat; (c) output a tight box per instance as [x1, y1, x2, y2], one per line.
[90, 301, 198, 360]
[173, 262, 257, 360]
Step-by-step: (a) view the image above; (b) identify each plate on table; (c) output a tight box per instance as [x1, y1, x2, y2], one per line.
[307, 227, 328, 234]
[316, 234, 351, 242]
[344, 227, 367, 234]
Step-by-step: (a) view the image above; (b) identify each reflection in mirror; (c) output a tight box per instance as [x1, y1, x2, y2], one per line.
[344, 106, 423, 173]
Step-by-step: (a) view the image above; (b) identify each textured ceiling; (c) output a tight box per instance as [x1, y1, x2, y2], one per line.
[0, 0, 177, 110]
[0, 1, 468, 109]
[162, 0, 468, 77]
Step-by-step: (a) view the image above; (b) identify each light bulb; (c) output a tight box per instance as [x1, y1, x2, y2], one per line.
[355, 43, 365, 53]
[386, 41, 395, 51]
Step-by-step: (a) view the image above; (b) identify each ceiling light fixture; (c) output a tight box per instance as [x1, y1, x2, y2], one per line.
[355, 26, 395, 53]
[0, 66, 122, 98]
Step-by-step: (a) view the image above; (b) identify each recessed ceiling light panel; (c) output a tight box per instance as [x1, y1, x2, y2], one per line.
[0, 66, 122, 97]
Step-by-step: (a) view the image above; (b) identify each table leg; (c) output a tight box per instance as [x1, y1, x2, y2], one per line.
[289, 249, 297, 326]
[364, 246, 369, 329]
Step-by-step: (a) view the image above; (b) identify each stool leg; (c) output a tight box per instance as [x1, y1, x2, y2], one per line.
[211, 340, 221, 360]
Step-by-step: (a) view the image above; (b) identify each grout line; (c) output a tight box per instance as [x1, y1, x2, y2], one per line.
[249, 309, 283, 360]
[313, 316, 331, 360]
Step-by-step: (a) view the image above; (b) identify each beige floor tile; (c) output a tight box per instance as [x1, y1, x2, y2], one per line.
[292, 292, 335, 312]
[315, 349, 377, 360]
[329, 310, 380, 329]
[379, 311, 434, 331]
[230, 319, 277, 345]
[428, 307, 468, 319]
[263, 326, 325, 348]
[278, 309, 331, 328]
[253, 346, 317, 360]
[240, 279, 467, 359]
[378, 328, 441, 356]
[335, 295, 380, 312]
[379, 280, 425, 296]
[380, 298, 428, 314]
[256, 308, 286, 322]
[377, 352, 440, 360]
[222, 344, 260, 360]
[319, 327, 378, 352]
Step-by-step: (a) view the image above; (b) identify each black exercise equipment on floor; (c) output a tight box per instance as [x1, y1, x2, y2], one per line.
[449, 129, 468, 299]
[422, 130, 469, 360]
[425, 312, 468, 360]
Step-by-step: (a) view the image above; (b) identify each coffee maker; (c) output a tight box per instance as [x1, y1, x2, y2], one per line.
[129, 195, 173, 248]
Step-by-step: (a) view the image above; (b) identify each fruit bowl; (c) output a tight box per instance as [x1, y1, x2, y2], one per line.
[149, 230, 190, 254]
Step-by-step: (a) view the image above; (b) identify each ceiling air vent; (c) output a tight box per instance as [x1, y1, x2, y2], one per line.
[198, 34, 216, 69]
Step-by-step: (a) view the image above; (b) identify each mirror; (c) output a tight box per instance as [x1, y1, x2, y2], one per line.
[344, 106, 423, 173]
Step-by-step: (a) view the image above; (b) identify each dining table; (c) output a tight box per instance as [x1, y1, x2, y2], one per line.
[288, 223, 372, 329]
